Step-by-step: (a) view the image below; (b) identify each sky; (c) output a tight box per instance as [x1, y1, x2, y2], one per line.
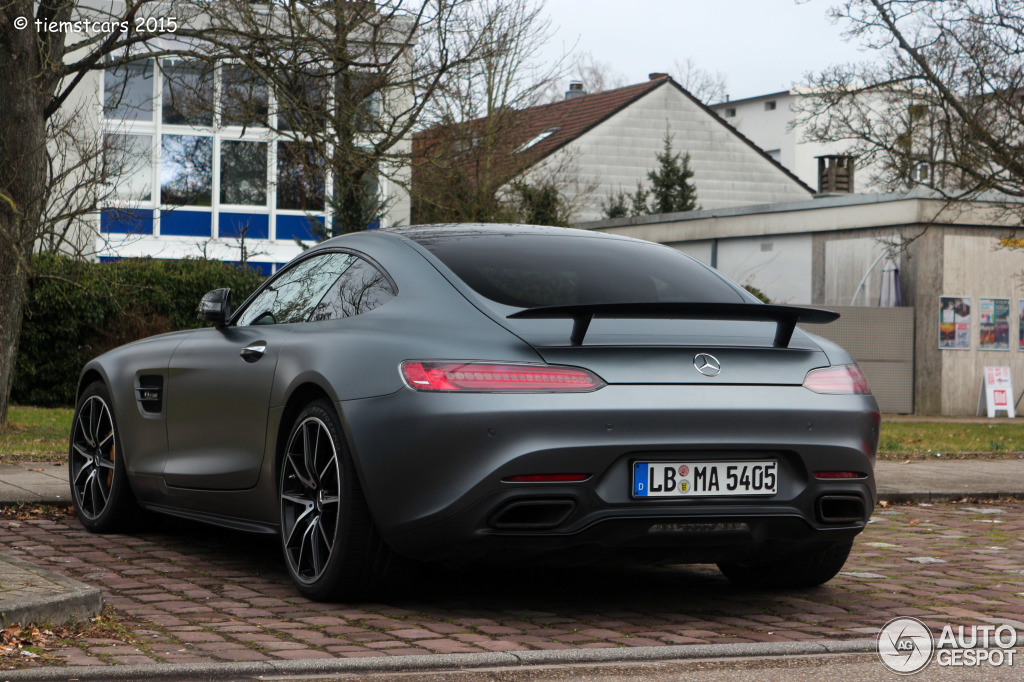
[539, 0, 874, 102]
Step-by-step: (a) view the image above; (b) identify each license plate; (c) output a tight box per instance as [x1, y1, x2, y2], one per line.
[632, 461, 778, 498]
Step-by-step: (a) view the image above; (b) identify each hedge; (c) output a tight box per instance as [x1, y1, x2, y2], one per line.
[13, 255, 264, 407]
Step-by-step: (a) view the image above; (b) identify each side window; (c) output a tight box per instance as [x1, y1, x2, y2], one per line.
[236, 252, 355, 326]
[309, 258, 396, 322]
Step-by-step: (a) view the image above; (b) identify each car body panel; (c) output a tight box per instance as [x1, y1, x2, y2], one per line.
[164, 325, 285, 490]
[75, 223, 879, 579]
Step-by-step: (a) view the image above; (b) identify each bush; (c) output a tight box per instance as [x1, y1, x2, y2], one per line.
[13, 255, 264, 407]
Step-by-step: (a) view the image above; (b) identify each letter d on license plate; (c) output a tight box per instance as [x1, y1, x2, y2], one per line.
[632, 461, 777, 497]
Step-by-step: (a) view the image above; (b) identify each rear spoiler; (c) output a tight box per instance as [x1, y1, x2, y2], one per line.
[507, 302, 840, 348]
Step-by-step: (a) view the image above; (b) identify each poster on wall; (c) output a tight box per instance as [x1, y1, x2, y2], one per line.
[1019, 301, 1024, 350]
[939, 296, 971, 349]
[979, 298, 1010, 351]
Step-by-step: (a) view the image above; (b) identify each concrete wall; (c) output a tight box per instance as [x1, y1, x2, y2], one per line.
[669, 234, 812, 304]
[938, 233, 1024, 415]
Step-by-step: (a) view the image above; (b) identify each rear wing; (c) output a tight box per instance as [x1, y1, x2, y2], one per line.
[507, 302, 840, 348]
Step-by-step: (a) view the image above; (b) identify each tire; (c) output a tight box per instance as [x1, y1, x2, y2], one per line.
[717, 540, 852, 589]
[69, 381, 142, 533]
[279, 399, 393, 601]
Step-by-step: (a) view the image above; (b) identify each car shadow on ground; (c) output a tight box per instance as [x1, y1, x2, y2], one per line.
[142, 513, 818, 614]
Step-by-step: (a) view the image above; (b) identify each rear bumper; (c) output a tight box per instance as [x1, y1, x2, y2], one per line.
[340, 384, 878, 563]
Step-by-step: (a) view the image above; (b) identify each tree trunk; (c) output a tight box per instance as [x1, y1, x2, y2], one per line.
[0, 3, 53, 427]
[0, 253, 30, 428]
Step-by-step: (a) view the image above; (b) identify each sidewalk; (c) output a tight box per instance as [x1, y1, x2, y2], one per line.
[4, 458, 1024, 507]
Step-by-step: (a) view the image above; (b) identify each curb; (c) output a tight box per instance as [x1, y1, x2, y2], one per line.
[0, 638, 879, 680]
[876, 492, 1024, 504]
[0, 557, 102, 629]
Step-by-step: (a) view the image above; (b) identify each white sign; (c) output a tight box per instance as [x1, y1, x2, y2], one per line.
[977, 366, 1015, 418]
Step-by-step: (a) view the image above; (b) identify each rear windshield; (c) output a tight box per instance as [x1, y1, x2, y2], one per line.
[413, 233, 746, 308]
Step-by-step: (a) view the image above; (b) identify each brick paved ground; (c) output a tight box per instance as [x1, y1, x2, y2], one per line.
[2, 501, 1023, 668]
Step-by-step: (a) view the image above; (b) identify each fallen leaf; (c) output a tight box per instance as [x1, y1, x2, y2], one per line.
[908, 519, 921, 526]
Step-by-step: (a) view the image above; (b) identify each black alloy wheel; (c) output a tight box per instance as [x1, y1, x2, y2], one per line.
[279, 400, 392, 601]
[281, 415, 342, 584]
[69, 382, 141, 532]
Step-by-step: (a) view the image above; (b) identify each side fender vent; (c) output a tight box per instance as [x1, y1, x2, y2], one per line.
[135, 375, 164, 414]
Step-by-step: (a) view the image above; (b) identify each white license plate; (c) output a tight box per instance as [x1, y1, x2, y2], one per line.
[632, 461, 778, 498]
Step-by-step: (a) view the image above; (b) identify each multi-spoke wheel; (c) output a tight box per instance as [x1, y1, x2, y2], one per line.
[69, 382, 141, 532]
[279, 400, 392, 601]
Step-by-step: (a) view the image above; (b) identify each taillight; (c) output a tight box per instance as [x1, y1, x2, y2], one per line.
[504, 474, 590, 482]
[813, 471, 865, 479]
[401, 361, 605, 392]
[803, 365, 872, 395]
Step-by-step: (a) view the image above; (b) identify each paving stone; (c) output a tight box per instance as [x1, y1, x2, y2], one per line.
[6, 501, 1024, 670]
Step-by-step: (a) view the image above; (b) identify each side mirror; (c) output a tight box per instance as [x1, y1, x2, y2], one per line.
[198, 288, 232, 327]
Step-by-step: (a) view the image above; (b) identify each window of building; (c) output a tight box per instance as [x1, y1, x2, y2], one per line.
[222, 65, 269, 127]
[220, 140, 268, 206]
[277, 141, 325, 211]
[517, 128, 559, 153]
[100, 58, 371, 243]
[104, 61, 154, 122]
[161, 135, 213, 206]
[105, 134, 153, 201]
[724, 108, 736, 118]
[277, 72, 328, 132]
[764, 100, 776, 111]
[161, 61, 213, 126]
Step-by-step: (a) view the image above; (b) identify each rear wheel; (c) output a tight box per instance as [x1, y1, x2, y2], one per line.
[69, 381, 141, 532]
[279, 400, 392, 601]
[717, 540, 852, 589]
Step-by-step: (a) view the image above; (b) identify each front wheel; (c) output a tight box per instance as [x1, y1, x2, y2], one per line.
[717, 541, 853, 589]
[279, 400, 393, 601]
[69, 381, 142, 532]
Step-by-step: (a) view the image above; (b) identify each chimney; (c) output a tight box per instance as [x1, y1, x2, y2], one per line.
[564, 81, 586, 100]
[648, 72, 669, 81]
[817, 155, 856, 194]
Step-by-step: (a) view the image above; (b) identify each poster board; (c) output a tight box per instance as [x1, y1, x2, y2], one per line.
[939, 296, 971, 350]
[977, 366, 1016, 418]
[979, 298, 1010, 351]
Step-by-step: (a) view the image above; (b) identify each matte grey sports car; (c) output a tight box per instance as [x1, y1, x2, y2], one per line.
[70, 224, 879, 600]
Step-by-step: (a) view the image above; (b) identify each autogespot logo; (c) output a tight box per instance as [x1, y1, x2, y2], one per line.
[878, 617, 934, 674]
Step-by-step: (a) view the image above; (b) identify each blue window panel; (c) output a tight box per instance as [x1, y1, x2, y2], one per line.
[161, 211, 212, 237]
[277, 214, 324, 242]
[367, 219, 380, 230]
[220, 212, 269, 240]
[225, 261, 273, 276]
[101, 209, 154, 234]
[99, 257, 120, 263]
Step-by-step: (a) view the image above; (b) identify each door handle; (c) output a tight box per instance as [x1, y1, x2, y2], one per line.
[241, 342, 267, 363]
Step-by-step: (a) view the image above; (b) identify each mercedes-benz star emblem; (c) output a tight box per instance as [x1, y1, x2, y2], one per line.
[693, 353, 722, 377]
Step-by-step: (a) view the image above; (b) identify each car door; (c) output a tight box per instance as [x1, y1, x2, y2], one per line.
[164, 252, 357, 490]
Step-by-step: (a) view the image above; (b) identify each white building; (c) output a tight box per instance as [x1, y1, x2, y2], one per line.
[62, 7, 412, 276]
[417, 75, 815, 224]
[710, 90, 886, 195]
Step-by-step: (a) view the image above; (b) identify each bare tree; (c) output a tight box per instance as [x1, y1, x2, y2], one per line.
[412, 0, 586, 224]
[796, 0, 1024, 216]
[671, 57, 727, 105]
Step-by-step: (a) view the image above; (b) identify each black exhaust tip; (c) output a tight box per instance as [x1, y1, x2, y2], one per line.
[489, 499, 575, 529]
[817, 495, 866, 523]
